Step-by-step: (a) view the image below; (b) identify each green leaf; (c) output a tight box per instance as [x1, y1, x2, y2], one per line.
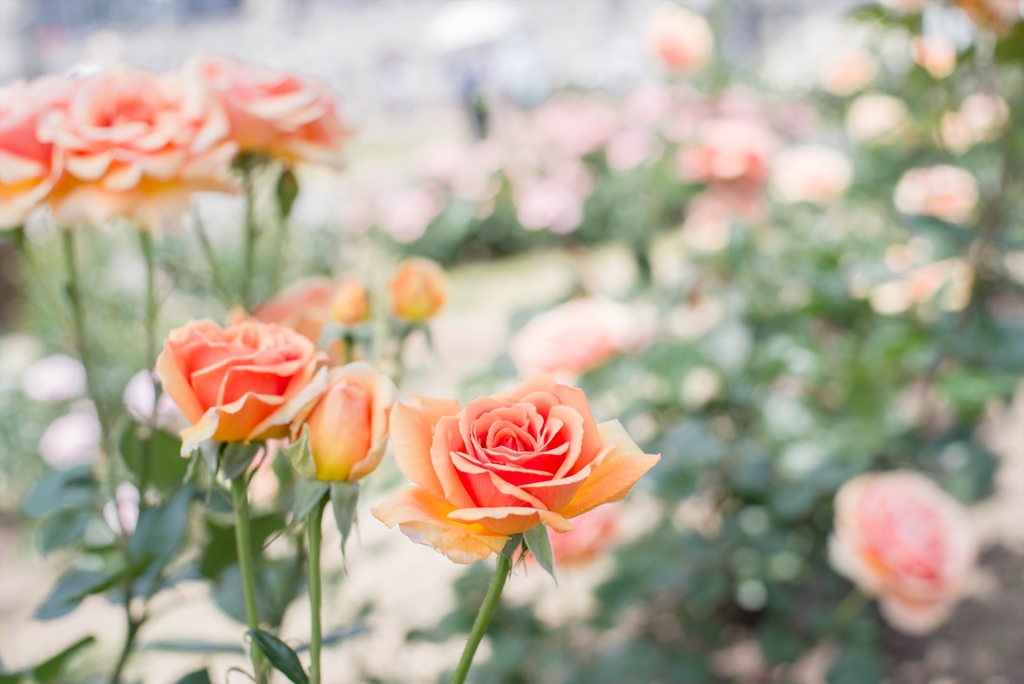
[32, 636, 96, 682]
[128, 487, 193, 597]
[285, 425, 316, 479]
[173, 670, 213, 684]
[34, 570, 107, 620]
[143, 640, 244, 655]
[995, 21, 1024, 61]
[221, 442, 263, 480]
[330, 481, 359, 555]
[212, 556, 304, 629]
[120, 424, 188, 493]
[0, 674, 21, 684]
[292, 478, 330, 523]
[39, 509, 92, 553]
[247, 629, 309, 684]
[827, 643, 883, 684]
[199, 513, 286, 580]
[22, 466, 96, 519]
[276, 166, 299, 219]
[200, 441, 220, 477]
[523, 525, 556, 582]
[500, 533, 523, 563]
[293, 624, 370, 652]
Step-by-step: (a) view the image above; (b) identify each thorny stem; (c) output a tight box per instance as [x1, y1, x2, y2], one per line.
[449, 552, 512, 684]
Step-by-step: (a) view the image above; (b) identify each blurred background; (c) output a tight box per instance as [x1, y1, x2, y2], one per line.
[1, 0, 1022, 683]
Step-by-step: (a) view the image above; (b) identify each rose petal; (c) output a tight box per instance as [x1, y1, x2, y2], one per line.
[878, 594, 954, 636]
[448, 507, 573, 535]
[432, 417, 481, 508]
[451, 451, 546, 509]
[389, 397, 461, 499]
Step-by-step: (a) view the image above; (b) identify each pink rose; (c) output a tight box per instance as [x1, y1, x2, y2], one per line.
[845, 93, 909, 144]
[509, 298, 655, 378]
[515, 177, 586, 234]
[822, 50, 878, 96]
[605, 128, 661, 171]
[377, 186, 442, 243]
[771, 145, 853, 205]
[0, 75, 70, 228]
[911, 36, 957, 79]
[677, 119, 779, 186]
[959, 93, 1010, 142]
[644, 3, 715, 74]
[533, 95, 619, 157]
[38, 67, 237, 232]
[829, 471, 978, 634]
[894, 165, 979, 225]
[194, 57, 349, 167]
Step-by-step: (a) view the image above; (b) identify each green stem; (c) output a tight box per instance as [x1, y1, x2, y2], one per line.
[231, 476, 268, 684]
[137, 228, 161, 503]
[108, 610, 141, 684]
[449, 552, 511, 684]
[192, 207, 232, 305]
[241, 170, 258, 309]
[9, 227, 74, 336]
[307, 496, 328, 684]
[829, 588, 870, 637]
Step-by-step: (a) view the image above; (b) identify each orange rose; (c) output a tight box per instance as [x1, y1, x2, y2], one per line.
[829, 471, 977, 635]
[0, 75, 69, 229]
[253, 277, 334, 343]
[38, 67, 237, 232]
[156, 319, 328, 455]
[821, 50, 877, 97]
[371, 375, 660, 563]
[644, 3, 715, 74]
[294, 362, 397, 482]
[388, 257, 448, 322]
[330, 277, 371, 325]
[193, 57, 349, 167]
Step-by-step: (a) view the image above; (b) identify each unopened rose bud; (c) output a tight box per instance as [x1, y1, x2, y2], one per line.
[330, 277, 370, 325]
[388, 257, 449, 322]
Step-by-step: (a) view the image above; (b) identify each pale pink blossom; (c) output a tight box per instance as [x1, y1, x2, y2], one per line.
[771, 145, 853, 205]
[911, 36, 957, 79]
[822, 50, 878, 96]
[880, 0, 933, 13]
[829, 471, 977, 635]
[845, 93, 908, 144]
[955, 0, 1023, 35]
[39, 411, 101, 467]
[533, 95, 619, 157]
[644, 3, 715, 74]
[894, 165, 979, 224]
[605, 128, 660, 171]
[682, 187, 765, 252]
[103, 483, 140, 535]
[547, 505, 619, 567]
[677, 119, 778, 186]
[21, 353, 87, 403]
[377, 186, 442, 243]
[515, 178, 586, 234]
[959, 93, 1010, 142]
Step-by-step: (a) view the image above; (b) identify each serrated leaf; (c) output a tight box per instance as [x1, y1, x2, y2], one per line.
[292, 479, 330, 523]
[330, 481, 359, 556]
[523, 524, 556, 582]
[32, 636, 96, 681]
[285, 425, 316, 479]
[247, 629, 308, 684]
[221, 442, 263, 480]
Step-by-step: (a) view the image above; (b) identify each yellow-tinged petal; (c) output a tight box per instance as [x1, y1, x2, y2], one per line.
[447, 506, 573, 535]
[389, 397, 461, 499]
[371, 487, 508, 564]
[557, 420, 660, 519]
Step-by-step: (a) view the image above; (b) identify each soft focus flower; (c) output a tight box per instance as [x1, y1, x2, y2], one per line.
[894, 165, 979, 224]
[247, 444, 281, 509]
[508, 297, 655, 378]
[156, 319, 328, 455]
[39, 411, 102, 467]
[293, 362, 397, 482]
[388, 257, 448, 322]
[533, 95, 619, 157]
[822, 50, 878, 96]
[515, 177, 587, 234]
[605, 128, 660, 171]
[103, 483, 140, 535]
[869, 258, 974, 315]
[38, 67, 238, 232]
[644, 3, 715, 74]
[682, 186, 765, 253]
[959, 93, 1010, 142]
[253, 277, 333, 343]
[771, 145, 853, 205]
[677, 119, 779, 186]
[829, 471, 978, 634]
[0, 76, 69, 229]
[880, 0, 933, 12]
[123, 369, 190, 433]
[330, 277, 371, 325]
[911, 36, 957, 79]
[845, 93, 909, 144]
[681, 366, 723, 409]
[939, 112, 975, 154]
[377, 186, 441, 243]
[371, 375, 661, 563]
[542, 505, 619, 567]
[193, 56, 349, 167]
[955, 0, 1023, 34]
[20, 353, 87, 403]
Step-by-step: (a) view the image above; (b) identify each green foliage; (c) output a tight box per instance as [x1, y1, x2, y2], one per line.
[248, 630, 308, 684]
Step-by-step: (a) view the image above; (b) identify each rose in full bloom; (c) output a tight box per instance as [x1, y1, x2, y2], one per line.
[846, 93, 909, 144]
[193, 57, 349, 167]
[156, 319, 328, 455]
[644, 3, 715, 74]
[509, 298, 656, 378]
[894, 165, 979, 225]
[371, 375, 660, 563]
[254, 277, 334, 343]
[911, 36, 957, 79]
[955, 0, 1022, 34]
[821, 49, 878, 97]
[330, 277, 371, 325]
[0, 75, 69, 229]
[677, 119, 779, 186]
[388, 257, 448, 321]
[293, 362, 396, 482]
[771, 145, 853, 205]
[829, 471, 977, 634]
[38, 67, 238, 232]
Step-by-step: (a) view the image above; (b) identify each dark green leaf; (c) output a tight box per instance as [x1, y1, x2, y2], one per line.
[0, 675, 21, 684]
[500, 533, 523, 563]
[221, 442, 263, 480]
[128, 487, 193, 597]
[213, 556, 304, 629]
[330, 481, 359, 555]
[173, 670, 212, 684]
[247, 629, 308, 684]
[294, 624, 370, 652]
[120, 424, 188, 493]
[199, 513, 286, 580]
[39, 509, 92, 553]
[32, 636, 96, 682]
[22, 466, 96, 519]
[995, 21, 1024, 60]
[276, 167, 299, 219]
[523, 525, 556, 582]
[285, 426, 316, 479]
[292, 478, 330, 523]
[34, 571, 107, 621]
[143, 640, 244, 655]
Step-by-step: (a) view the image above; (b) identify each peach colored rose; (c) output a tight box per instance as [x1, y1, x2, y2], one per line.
[682, 186, 766, 253]
[371, 375, 660, 563]
[911, 36, 957, 79]
[508, 298, 655, 378]
[644, 4, 715, 74]
[0, 75, 69, 229]
[38, 67, 237, 232]
[822, 50, 878, 97]
[846, 93, 909, 144]
[894, 165, 979, 225]
[869, 258, 974, 315]
[955, 0, 1022, 34]
[771, 145, 853, 205]
[194, 56, 349, 167]
[677, 119, 779, 186]
[959, 93, 1010, 142]
[388, 257, 448, 322]
[156, 319, 328, 455]
[829, 471, 977, 634]
[330, 277, 371, 325]
[254, 277, 334, 343]
[293, 362, 396, 482]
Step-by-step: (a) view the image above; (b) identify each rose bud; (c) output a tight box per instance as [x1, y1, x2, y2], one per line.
[829, 471, 978, 635]
[388, 257, 448, 322]
[330, 277, 371, 325]
[295, 362, 397, 482]
[253, 277, 334, 344]
[156, 319, 328, 455]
